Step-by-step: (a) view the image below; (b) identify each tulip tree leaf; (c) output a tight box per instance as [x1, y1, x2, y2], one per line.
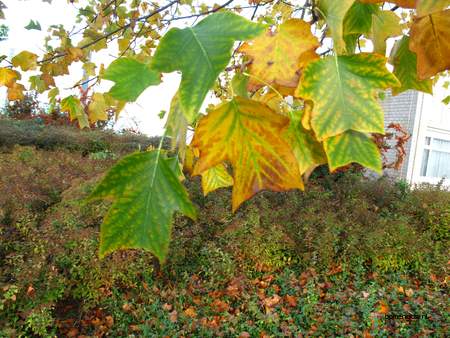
[25, 19, 41, 31]
[61, 95, 89, 129]
[317, 0, 355, 54]
[409, 9, 450, 80]
[103, 57, 161, 102]
[324, 131, 382, 173]
[151, 12, 265, 123]
[89, 151, 197, 262]
[201, 163, 234, 196]
[295, 53, 400, 140]
[239, 19, 319, 91]
[390, 36, 433, 95]
[191, 97, 303, 212]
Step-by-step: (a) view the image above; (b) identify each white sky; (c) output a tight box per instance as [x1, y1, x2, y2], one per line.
[0, 0, 449, 136]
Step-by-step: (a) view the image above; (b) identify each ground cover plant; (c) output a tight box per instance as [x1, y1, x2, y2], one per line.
[0, 144, 448, 336]
[1, 0, 449, 263]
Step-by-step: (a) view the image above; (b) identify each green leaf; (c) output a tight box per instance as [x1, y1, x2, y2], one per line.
[151, 11, 265, 123]
[343, 1, 379, 53]
[29, 75, 47, 93]
[390, 36, 433, 95]
[442, 95, 450, 105]
[61, 95, 89, 129]
[285, 111, 327, 176]
[103, 57, 161, 102]
[370, 11, 402, 54]
[317, 0, 355, 54]
[324, 131, 382, 173]
[295, 53, 400, 140]
[89, 151, 197, 262]
[25, 19, 41, 31]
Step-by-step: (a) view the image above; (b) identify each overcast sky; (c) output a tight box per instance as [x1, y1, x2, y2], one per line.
[0, 0, 448, 135]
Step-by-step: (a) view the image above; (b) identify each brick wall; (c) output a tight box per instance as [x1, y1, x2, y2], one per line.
[380, 90, 418, 179]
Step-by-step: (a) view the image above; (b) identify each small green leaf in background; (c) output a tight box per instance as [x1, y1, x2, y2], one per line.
[25, 19, 41, 30]
[324, 131, 382, 173]
[151, 11, 265, 123]
[88, 150, 197, 262]
[317, 0, 355, 54]
[103, 57, 161, 102]
[390, 36, 433, 95]
[61, 95, 89, 129]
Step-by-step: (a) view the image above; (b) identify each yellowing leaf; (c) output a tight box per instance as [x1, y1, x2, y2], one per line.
[410, 9, 450, 80]
[0, 67, 19, 87]
[239, 19, 319, 91]
[67, 47, 84, 61]
[317, 0, 355, 54]
[201, 163, 234, 196]
[416, 0, 450, 17]
[390, 36, 433, 95]
[324, 131, 382, 173]
[165, 92, 188, 161]
[151, 12, 265, 123]
[295, 53, 399, 140]
[370, 11, 402, 54]
[7, 82, 25, 101]
[191, 97, 303, 212]
[88, 151, 197, 262]
[88, 93, 108, 123]
[11, 51, 38, 71]
[61, 95, 89, 129]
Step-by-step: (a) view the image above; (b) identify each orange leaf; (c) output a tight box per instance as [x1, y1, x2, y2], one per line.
[191, 97, 303, 211]
[184, 306, 197, 318]
[378, 301, 390, 314]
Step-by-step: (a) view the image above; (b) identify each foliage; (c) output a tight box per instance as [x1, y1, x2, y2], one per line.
[0, 0, 449, 261]
[0, 146, 448, 336]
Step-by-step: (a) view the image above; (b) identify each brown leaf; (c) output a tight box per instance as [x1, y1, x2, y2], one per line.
[211, 299, 230, 313]
[67, 328, 79, 337]
[263, 294, 281, 309]
[284, 294, 297, 307]
[184, 306, 197, 318]
[405, 288, 414, 297]
[122, 303, 132, 313]
[105, 315, 114, 328]
[169, 310, 178, 323]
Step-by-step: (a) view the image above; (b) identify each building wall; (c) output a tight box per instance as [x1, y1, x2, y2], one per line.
[380, 90, 418, 179]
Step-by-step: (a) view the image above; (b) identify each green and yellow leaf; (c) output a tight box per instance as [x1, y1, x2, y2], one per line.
[89, 151, 197, 262]
[201, 163, 234, 196]
[11, 51, 38, 71]
[295, 53, 400, 140]
[370, 11, 402, 54]
[324, 131, 382, 173]
[88, 93, 108, 123]
[61, 95, 89, 129]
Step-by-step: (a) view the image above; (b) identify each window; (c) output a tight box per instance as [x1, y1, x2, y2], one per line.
[420, 137, 450, 178]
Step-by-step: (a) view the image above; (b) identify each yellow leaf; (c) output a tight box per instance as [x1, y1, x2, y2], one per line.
[201, 163, 234, 196]
[239, 19, 319, 91]
[0, 68, 19, 87]
[359, 0, 415, 7]
[370, 11, 402, 54]
[416, 0, 450, 17]
[191, 97, 303, 212]
[67, 47, 84, 61]
[11, 51, 38, 71]
[410, 9, 450, 80]
[7, 82, 25, 101]
[88, 93, 108, 123]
